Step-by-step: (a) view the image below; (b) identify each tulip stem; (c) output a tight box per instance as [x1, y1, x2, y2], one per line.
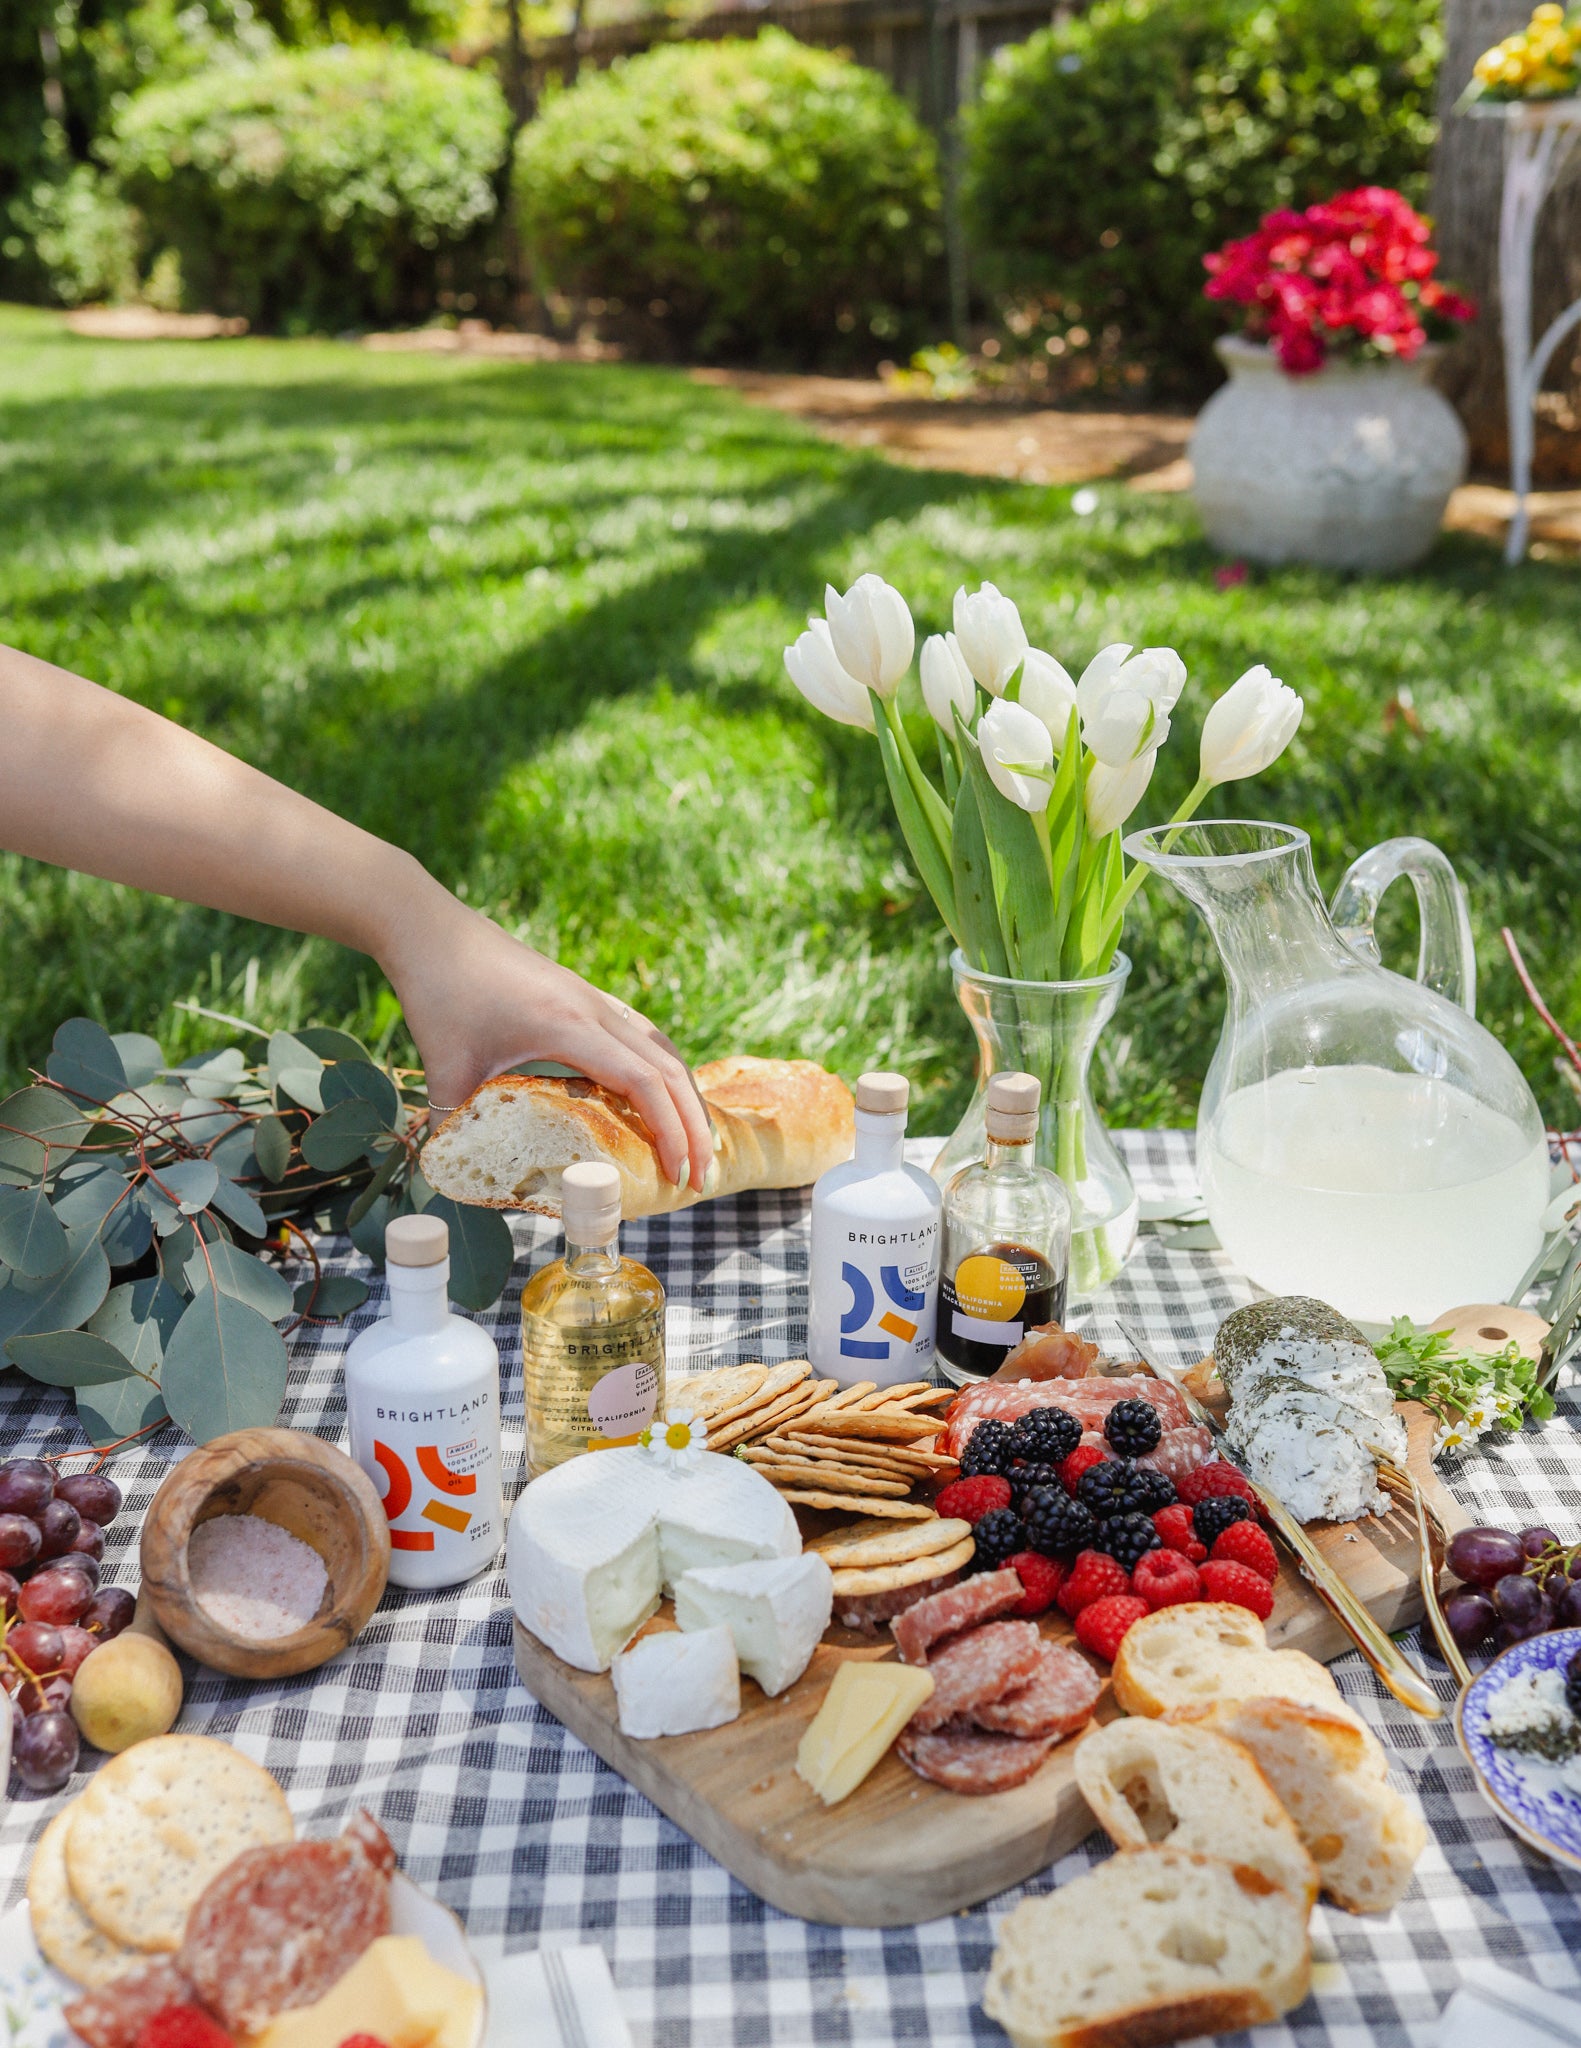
[1104, 774, 1214, 928]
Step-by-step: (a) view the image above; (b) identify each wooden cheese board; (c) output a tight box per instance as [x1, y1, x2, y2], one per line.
[513, 1399, 1465, 1927]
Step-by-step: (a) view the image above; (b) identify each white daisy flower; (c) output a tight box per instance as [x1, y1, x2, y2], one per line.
[639, 1409, 708, 1471]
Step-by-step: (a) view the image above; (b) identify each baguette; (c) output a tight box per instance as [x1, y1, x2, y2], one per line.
[1112, 1603, 1348, 1722]
[423, 1055, 854, 1218]
[982, 1848, 1311, 2048]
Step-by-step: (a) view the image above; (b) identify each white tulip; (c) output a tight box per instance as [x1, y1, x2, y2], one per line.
[1199, 664, 1305, 785]
[978, 697, 1054, 813]
[784, 619, 875, 732]
[953, 582, 1028, 695]
[824, 574, 914, 697]
[1084, 749, 1157, 838]
[1018, 649, 1078, 749]
[920, 632, 975, 731]
[1078, 644, 1187, 765]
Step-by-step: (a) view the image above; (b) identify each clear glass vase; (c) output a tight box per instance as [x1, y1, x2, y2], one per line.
[931, 951, 1140, 1297]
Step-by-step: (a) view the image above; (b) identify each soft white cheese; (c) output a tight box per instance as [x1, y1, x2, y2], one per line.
[507, 1446, 801, 1671]
[1228, 1393, 1395, 1523]
[611, 1626, 741, 1738]
[673, 1553, 833, 1697]
[1487, 1666, 1581, 1761]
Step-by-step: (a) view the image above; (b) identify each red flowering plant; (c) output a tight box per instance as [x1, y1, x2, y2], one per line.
[1203, 186, 1475, 375]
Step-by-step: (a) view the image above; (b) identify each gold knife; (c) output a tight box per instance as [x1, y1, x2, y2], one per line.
[1116, 1320, 1443, 1718]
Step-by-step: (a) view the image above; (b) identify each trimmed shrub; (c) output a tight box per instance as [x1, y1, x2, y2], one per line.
[515, 30, 943, 361]
[963, 0, 1441, 395]
[110, 45, 509, 329]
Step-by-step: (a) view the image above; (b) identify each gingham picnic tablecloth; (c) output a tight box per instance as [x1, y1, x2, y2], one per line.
[2, 1129, 1579, 2048]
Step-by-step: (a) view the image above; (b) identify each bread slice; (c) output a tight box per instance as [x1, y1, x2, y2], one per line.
[1169, 1697, 1427, 1914]
[1074, 1718, 1318, 1910]
[982, 1848, 1311, 2048]
[423, 1056, 853, 1218]
[1111, 1603, 1348, 1722]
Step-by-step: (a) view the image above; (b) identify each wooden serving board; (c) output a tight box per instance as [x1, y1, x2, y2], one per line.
[513, 1401, 1465, 1927]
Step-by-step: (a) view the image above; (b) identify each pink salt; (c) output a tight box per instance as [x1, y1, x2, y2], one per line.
[188, 1514, 329, 1640]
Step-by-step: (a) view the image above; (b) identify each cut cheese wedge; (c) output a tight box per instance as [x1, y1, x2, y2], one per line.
[251, 1935, 481, 2048]
[796, 1660, 934, 1805]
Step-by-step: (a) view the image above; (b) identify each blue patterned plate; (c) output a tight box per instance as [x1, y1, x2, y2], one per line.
[1457, 1625, 1581, 1872]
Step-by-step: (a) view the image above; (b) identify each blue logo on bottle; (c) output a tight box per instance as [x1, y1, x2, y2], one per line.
[839, 1263, 928, 1359]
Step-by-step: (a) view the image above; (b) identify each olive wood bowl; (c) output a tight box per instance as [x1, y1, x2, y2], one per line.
[140, 1426, 391, 1679]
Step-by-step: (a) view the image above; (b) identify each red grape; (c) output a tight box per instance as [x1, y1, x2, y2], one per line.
[0, 1572, 20, 1622]
[16, 1674, 72, 1717]
[82, 1587, 135, 1640]
[18, 1568, 93, 1628]
[0, 1517, 42, 1572]
[1447, 1528, 1526, 1588]
[1520, 1527, 1560, 1560]
[52, 1553, 99, 1590]
[55, 1624, 97, 1679]
[1493, 1574, 1550, 1628]
[13, 1708, 78, 1793]
[35, 1500, 80, 1561]
[1444, 1588, 1497, 1651]
[54, 1474, 120, 1527]
[1497, 1616, 1551, 1651]
[0, 1464, 54, 1519]
[6, 1621, 64, 1676]
[66, 1520, 104, 1565]
[1557, 1583, 1581, 1630]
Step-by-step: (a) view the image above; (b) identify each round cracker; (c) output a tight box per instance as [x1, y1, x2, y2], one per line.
[65, 1735, 294, 1954]
[674, 1363, 767, 1419]
[28, 1806, 144, 1989]
[782, 1490, 935, 1519]
[708, 1359, 811, 1430]
[746, 1460, 911, 1497]
[829, 1534, 977, 1597]
[811, 1515, 971, 1567]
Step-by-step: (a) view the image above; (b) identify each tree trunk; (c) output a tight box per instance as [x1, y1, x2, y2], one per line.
[1432, 0, 1581, 481]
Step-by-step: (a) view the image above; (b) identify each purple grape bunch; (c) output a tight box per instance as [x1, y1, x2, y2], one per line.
[1442, 1524, 1581, 1659]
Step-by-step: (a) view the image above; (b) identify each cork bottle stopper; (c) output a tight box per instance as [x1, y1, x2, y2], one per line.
[386, 1213, 449, 1267]
[986, 1071, 1040, 1142]
[855, 1072, 909, 1116]
[562, 1160, 622, 1243]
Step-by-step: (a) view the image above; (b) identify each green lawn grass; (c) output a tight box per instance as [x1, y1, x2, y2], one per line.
[2, 301, 1579, 1136]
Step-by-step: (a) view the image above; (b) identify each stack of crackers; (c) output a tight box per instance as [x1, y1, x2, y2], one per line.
[809, 1515, 976, 1604]
[675, 1360, 957, 1521]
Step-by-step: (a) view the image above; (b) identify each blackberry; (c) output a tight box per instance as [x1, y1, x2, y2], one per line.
[1103, 1398, 1163, 1458]
[1192, 1495, 1253, 1546]
[973, 1506, 1026, 1571]
[1008, 1406, 1082, 1468]
[1133, 1466, 1178, 1513]
[1568, 1648, 1581, 1723]
[961, 1419, 1015, 1479]
[1009, 1462, 1065, 1506]
[1094, 1511, 1162, 1572]
[1021, 1486, 1097, 1560]
[1077, 1457, 1155, 1520]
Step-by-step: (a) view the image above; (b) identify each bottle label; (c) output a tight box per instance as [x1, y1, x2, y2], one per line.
[369, 1387, 502, 1561]
[943, 1251, 1040, 1345]
[524, 1308, 665, 1466]
[829, 1224, 939, 1369]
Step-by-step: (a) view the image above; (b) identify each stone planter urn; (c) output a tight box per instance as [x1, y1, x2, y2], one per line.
[1189, 336, 1468, 571]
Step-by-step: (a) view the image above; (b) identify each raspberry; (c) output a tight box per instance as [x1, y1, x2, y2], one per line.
[1211, 1521, 1279, 1584]
[1132, 1548, 1203, 1611]
[1192, 1496, 1253, 1547]
[136, 2012, 235, 2048]
[972, 1506, 1026, 1570]
[935, 1474, 1013, 1526]
[1008, 1406, 1083, 1466]
[1151, 1504, 1207, 1562]
[1103, 1398, 1162, 1458]
[1092, 1510, 1162, 1572]
[1178, 1461, 1260, 1513]
[1199, 1558, 1276, 1620]
[960, 1419, 1015, 1478]
[1005, 1550, 1065, 1617]
[1074, 1593, 1149, 1661]
[1021, 1486, 1097, 1559]
[1055, 1548, 1131, 1619]
[1059, 1444, 1108, 1497]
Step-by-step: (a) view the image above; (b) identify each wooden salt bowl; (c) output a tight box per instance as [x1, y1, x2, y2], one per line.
[140, 1426, 391, 1679]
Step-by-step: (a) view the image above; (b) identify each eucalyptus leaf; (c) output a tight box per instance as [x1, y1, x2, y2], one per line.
[46, 1018, 127, 1107]
[142, 1180, 188, 1239]
[0, 1087, 91, 1178]
[101, 1193, 155, 1267]
[150, 1159, 219, 1215]
[211, 1174, 269, 1240]
[157, 1211, 223, 1292]
[52, 1166, 129, 1234]
[0, 1184, 69, 1280]
[88, 1277, 183, 1373]
[424, 1194, 514, 1311]
[183, 1236, 293, 1320]
[0, 1228, 111, 1359]
[349, 1192, 395, 1266]
[301, 1098, 384, 1171]
[295, 1027, 374, 1062]
[292, 1274, 370, 1320]
[321, 1060, 400, 1126]
[209, 1126, 257, 1179]
[9, 1330, 137, 1387]
[253, 1114, 293, 1185]
[77, 1375, 168, 1452]
[176, 1100, 244, 1148]
[268, 1029, 324, 1107]
[182, 1047, 247, 1100]
[110, 1032, 165, 1089]
[346, 1141, 405, 1227]
[161, 1288, 288, 1443]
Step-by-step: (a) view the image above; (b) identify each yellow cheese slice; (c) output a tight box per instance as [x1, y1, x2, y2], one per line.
[251, 1935, 483, 2048]
[796, 1660, 934, 1805]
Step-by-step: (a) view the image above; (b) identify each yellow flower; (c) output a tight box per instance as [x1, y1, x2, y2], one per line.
[1533, 6, 1563, 26]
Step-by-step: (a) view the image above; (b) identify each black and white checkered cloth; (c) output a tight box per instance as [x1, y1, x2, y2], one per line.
[2, 1129, 1578, 2046]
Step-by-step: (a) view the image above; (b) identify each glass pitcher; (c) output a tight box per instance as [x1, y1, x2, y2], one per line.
[1122, 821, 1548, 1322]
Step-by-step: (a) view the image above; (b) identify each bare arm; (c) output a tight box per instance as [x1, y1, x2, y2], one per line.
[0, 643, 711, 1189]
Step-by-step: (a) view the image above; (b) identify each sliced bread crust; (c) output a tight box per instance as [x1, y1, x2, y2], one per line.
[1111, 1603, 1346, 1721]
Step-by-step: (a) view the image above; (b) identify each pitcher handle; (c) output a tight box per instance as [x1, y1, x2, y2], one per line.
[1329, 837, 1478, 1016]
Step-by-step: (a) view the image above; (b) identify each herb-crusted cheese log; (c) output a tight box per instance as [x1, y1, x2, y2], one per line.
[424, 1056, 854, 1219]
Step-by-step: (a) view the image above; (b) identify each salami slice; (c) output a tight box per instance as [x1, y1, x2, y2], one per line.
[891, 1569, 1025, 1667]
[835, 1568, 966, 1636]
[897, 1719, 1056, 1795]
[63, 1960, 201, 2048]
[970, 1641, 1102, 1739]
[909, 1620, 1045, 1733]
[178, 1836, 391, 2035]
[341, 1807, 397, 1880]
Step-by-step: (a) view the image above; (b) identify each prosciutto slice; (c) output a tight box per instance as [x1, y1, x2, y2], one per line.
[941, 1374, 1194, 1460]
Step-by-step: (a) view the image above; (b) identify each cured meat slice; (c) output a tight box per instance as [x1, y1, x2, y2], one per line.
[178, 1832, 391, 2035]
[63, 1960, 201, 2048]
[898, 1719, 1056, 1795]
[836, 1568, 965, 1636]
[891, 1569, 1025, 1667]
[942, 1375, 1191, 1460]
[1074, 1423, 1213, 1483]
[970, 1642, 1102, 1739]
[341, 1807, 397, 1879]
[909, 1620, 1045, 1733]
[990, 1325, 1100, 1383]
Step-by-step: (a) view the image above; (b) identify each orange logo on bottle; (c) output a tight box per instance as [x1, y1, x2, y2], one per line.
[374, 1441, 476, 1551]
